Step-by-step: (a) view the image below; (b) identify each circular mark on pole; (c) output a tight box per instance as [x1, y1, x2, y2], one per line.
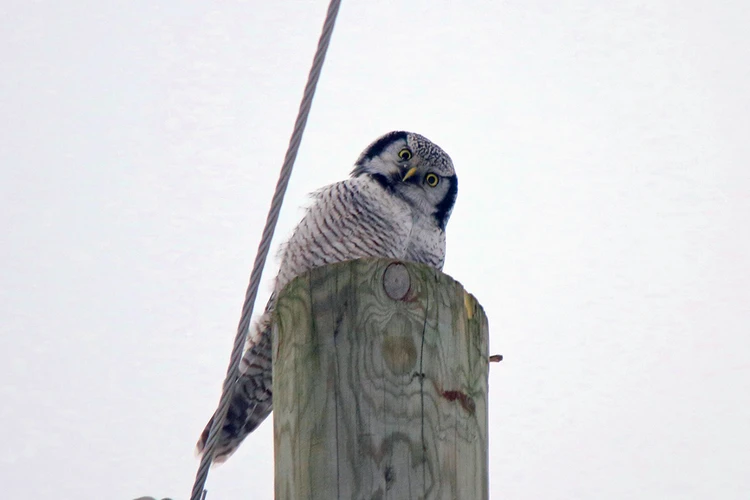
[383, 262, 410, 301]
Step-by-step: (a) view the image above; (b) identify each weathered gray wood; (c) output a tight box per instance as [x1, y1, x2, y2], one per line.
[273, 258, 489, 500]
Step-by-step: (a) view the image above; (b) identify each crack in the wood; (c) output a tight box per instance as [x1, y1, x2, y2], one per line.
[384, 465, 394, 490]
[332, 299, 347, 339]
[332, 272, 342, 499]
[418, 285, 429, 495]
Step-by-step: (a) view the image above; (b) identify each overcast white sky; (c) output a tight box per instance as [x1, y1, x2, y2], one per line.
[2, 1, 749, 499]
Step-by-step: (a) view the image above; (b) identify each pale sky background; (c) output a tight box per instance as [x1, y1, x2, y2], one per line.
[2, 1, 749, 499]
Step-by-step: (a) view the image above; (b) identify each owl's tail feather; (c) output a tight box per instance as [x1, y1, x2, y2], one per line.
[196, 313, 274, 463]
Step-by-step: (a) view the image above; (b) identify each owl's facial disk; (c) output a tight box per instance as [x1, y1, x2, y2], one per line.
[352, 130, 458, 230]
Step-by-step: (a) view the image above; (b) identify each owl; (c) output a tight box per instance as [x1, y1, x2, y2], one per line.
[197, 130, 458, 462]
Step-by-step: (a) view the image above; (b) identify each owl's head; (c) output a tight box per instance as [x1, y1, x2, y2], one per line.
[351, 131, 458, 230]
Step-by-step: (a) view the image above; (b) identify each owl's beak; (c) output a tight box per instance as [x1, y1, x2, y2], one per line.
[402, 166, 418, 182]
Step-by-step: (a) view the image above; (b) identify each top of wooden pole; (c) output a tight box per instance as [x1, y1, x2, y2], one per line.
[273, 258, 489, 500]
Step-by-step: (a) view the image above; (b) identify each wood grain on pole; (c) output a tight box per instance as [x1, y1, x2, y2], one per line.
[273, 258, 489, 500]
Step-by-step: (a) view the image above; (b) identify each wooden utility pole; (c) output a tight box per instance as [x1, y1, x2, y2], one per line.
[273, 258, 489, 499]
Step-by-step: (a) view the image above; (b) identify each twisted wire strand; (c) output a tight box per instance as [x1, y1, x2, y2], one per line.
[189, 0, 342, 498]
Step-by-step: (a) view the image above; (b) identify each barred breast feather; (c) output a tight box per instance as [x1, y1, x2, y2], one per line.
[275, 176, 415, 291]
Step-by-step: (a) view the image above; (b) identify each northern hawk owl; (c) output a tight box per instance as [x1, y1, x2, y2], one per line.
[197, 130, 458, 461]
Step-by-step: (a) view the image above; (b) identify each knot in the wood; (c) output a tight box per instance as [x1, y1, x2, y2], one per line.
[383, 262, 410, 301]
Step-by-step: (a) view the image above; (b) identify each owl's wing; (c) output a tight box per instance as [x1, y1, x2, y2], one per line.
[196, 298, 274, 463]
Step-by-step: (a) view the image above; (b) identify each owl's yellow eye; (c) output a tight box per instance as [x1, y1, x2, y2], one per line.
[398, 148, 412, 161]
[425, 173, 440, 187]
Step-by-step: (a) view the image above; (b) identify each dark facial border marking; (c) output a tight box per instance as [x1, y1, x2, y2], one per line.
[360, 131, 408, 161]
[433, 175, 458, 230]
